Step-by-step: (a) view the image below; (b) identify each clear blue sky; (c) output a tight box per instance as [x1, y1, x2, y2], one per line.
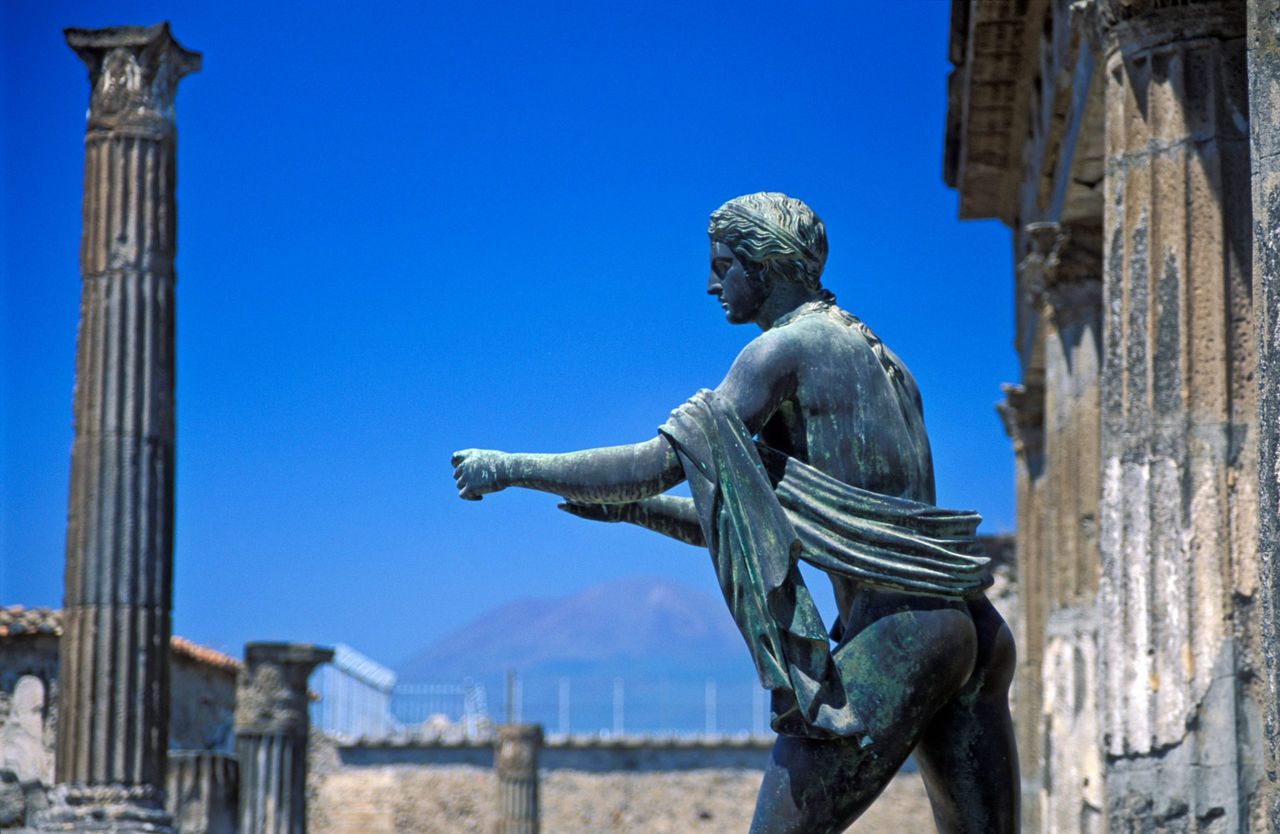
[1, 0, 1016, 669]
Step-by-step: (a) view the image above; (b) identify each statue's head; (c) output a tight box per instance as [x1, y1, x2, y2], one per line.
[707, 192, 829, 295]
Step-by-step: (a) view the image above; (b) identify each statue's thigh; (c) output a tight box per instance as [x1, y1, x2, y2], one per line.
[913, 596, 1019, 834]
[750, 606, 977, 834]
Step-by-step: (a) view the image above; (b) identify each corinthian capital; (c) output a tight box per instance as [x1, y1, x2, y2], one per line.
[1018, 222, 1065, 311]
[65, 22, 201, 134]
[234, 642, 333, 738]
[998, 381, 1046, 458]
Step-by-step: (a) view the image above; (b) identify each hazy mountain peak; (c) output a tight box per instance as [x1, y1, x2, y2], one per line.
[396, 575, 743, 683]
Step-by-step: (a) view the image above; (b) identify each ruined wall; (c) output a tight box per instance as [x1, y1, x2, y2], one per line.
[0, 634, 59, 788]
[170, 655, 237, 753]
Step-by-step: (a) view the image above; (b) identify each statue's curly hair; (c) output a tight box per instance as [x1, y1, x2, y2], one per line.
[707, 192, 830, 297]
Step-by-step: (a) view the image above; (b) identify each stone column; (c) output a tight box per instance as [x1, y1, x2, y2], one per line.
[1038, 222, 1104, 614]
[1249, 1, 1280, 827]
[997, 376, 1045, 834]
[40, 23, 199, 834]
[1094, 0, 1262, 827]
[166, 752, 238, 834]
[235, 643, 332, 834]
[1031, 221, 1106, 834]
[493, 724, 542, 834]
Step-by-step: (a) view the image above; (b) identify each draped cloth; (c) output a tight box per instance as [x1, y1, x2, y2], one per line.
[657, 389, 991, 740]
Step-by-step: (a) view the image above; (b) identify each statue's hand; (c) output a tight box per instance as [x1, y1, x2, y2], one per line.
[451, 449, 510, 501]
[557, 501, 629, 523]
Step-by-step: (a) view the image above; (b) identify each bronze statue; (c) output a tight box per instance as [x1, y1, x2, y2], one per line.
[453, 192, 1017, 833]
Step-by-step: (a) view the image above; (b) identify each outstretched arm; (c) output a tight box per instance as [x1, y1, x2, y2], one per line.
[559, 495, 705, 547]
[452, 437, 683, 503]
[453, 325, 797, 504]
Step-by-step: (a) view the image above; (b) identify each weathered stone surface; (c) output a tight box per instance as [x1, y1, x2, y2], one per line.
[0, 770, 27, 828]
[308, 764, 934, 834]
[1094, 2, 1261, 828]
[1040, 608, 1103, 833]
[236, 643, 332, 834]
[998, 376, 1047, 833]
[1248, 0, 1280, 828]
[0, 679, 48, 787]
[494, 725, 542, 834]
[38, 21, 199, 834]
[950, 0, 1273, 829]
[165, 753, 237, 834]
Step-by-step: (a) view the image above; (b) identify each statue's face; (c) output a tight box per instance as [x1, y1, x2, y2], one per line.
[708, 239, 767, 325]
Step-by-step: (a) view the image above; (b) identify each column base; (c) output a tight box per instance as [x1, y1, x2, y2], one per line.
[35, 785, 174, 834]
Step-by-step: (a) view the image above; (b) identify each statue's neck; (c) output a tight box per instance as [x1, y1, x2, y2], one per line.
[756, 282, 824, 331]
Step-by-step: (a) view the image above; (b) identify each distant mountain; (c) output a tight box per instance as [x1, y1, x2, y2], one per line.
[397, 575, 747, 684]
[395, 576, 765, 733]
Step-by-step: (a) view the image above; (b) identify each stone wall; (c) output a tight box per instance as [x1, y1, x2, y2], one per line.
[308, 734, 936, 833]
[0, 634, 59, 788]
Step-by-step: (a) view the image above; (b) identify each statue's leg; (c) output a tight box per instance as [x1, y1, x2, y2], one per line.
[913, 595, 1019, 833]
[749, 603, 977, 834]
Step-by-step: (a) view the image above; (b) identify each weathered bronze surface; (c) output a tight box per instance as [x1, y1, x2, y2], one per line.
[453, 192, 1018, 832]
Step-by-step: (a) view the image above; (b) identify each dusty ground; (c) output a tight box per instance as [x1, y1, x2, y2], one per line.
[310, 765, 935, 833]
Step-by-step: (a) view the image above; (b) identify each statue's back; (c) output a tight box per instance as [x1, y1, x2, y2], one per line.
[759, 306, 936, 505]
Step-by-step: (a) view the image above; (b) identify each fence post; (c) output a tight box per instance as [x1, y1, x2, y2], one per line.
[494, 724, 542, 834]
[557, 678, 570, 736]
[612, 678, 624, 736]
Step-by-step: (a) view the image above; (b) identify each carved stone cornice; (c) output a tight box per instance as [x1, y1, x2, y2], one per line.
[1019, 221, 1103, 325]
[1079, 0, 1246, 54]
[1018, 222, 1064, 312]
[65, 22, 200, 135]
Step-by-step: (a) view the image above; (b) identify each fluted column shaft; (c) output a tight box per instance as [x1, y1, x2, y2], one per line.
[235, 643, 332, 834]
[1027, 222, 1106, 834]
[494, 724, 542, 834]
[998, 379, 1045, 834]
[1248, 0, 1280, 826]
[42, 23, 199, 834]
[1095, 0, 1261, 827]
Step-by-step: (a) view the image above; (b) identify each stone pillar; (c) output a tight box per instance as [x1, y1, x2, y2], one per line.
[235, 643, 331, 834]
[165, 752, 237, 834]
[40, 23, 199, 834]
[1249, 0, 1280, 827]
[997, 375, 1045, 834]
[493, 724, 542, 834]
[1030, 221, 1106, 834]
[1094, 0, 1262, 827]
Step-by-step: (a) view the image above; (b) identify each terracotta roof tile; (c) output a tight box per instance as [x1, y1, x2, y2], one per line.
[0, 606, 241, 672]
[170, 635, 241, 672]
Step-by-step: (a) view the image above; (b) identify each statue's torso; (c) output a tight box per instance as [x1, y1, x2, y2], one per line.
[754, 306, 946, 633]
[758, 307, 936, 504]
